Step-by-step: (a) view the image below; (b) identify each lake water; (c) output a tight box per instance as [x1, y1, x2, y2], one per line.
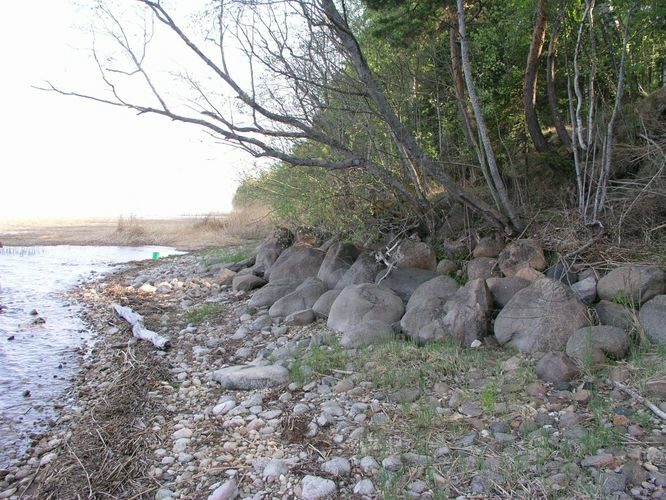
[0, 245, 184, 469]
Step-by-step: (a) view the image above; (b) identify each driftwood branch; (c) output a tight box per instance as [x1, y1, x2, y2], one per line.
[613, 380, 666, 421]
[113, 304, 170, 350]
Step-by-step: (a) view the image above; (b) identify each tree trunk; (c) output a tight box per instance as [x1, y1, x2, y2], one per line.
[524, 0, 549, 152]
[546, 8, 572, 152]
[455, 0, 523, 231]
[449, 24, 477, 152]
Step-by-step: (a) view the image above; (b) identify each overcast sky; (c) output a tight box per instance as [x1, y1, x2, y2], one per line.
[0, 0, 253, 220]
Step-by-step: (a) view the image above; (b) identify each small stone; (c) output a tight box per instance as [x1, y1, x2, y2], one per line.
[382, 454, 402, 471]
[613, 414, 630, 427]
[360, 456, 379, 473]
[536, 352, 579, 384]
[458, 401, 483, 417]
[213, 400, 237, 416]
[300, 475, 336, 499]
[526, 382, 547, 398]
[403, 452, 429, 465]
[38, 452, 58, 466]
[333, 380, 353, 393]
[321, 457, 351, 477]
[623, 459, 647, 486]
[456, 432, 477, 447]
[371, 413, 390, 425]
[208, 479, 238, 500]
[581, 453, 616, 468]
[408, 479, 429, 494]
[353, 479, 376, 496]
[573, 389, 591, 404]
[646, 447, 664, 464]
[433, 446, 450, 458]
[172, 428, 193, 440]
[263, 459, 289, 480]
[598, 471, 627, 495]
[155, 489, 175, 500]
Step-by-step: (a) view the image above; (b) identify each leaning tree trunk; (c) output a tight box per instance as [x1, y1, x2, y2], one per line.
[546, 8, 572, 152]
[449, 24, 477, 153]
[524, 0, 549, 152]
[455, 0, 523, 231]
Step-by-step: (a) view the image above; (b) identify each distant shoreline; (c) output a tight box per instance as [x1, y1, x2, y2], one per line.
[0, 216, 240, 251]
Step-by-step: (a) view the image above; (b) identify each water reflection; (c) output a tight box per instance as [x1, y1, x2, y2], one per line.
[0, 245, 184, 468]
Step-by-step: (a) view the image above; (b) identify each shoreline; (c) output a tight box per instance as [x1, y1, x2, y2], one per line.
[1, 250, 665, 499]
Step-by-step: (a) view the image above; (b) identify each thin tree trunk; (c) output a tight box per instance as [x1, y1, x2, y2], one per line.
[546, 7, 572, 152]
[455, 0, 523, 231]
[593, 4, 633, 220]
[449, 24, 477, 152]
[524, 0, 549, 152]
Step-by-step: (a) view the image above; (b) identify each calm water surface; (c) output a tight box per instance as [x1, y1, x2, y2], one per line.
[0, 245, 183, 469]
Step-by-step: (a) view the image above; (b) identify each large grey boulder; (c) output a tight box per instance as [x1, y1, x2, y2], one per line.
[408, 279, 492, 347]
[597, 265, 664, 305]
[486, 277, 530, 308]
[317, 242, 360, 289]
[213, 364, 289, 390]
[340, 320, 394, 348]
[400, 297, 448, 340]
[565, 325, 631, 364]
[594, 300, 635, 330]
[312, 289, 342, 318]
[232, 274, 267, 292]
[639, 295, 666, 345]
[327, 283, 404, 334]
[400, 276, 460, 337]
[248, 279, 300, 308]
[497, 239, 547, 277]
[467, 257, 499, 281]
[394, 240, 437, 271]
[405, 275, 460, 311]
[375, 267, 439, 303]
[285, 309, 316, 326]
[336, 253, 383, 289]
[265, 246, 325, 284]
[536, 352, 579, 384]
[494, 278, 589, 352]
[269, 278, 327, 318]
[254, 237, 290, 276]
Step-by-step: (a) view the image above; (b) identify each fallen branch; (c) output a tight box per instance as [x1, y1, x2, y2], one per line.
[113, 304, 170, 350]
[613, 380, 666, 420]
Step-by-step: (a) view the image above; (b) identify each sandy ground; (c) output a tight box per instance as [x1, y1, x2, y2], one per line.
[0, 216, 258, 251]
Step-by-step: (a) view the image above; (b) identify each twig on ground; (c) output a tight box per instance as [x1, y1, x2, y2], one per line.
[613, 380, 666, 420]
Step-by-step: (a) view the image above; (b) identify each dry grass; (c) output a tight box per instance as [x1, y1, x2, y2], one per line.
[36, 341, 169, 499]
[0, 206, 273, 250]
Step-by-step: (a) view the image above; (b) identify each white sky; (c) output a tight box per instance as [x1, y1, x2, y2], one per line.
[0, 0, 254, 220]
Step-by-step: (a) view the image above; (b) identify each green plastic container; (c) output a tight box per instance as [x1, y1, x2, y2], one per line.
[152, 251, 160, 260]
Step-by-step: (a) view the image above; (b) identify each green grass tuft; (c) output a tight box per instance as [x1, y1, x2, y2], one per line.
[186, 304, 222, 324]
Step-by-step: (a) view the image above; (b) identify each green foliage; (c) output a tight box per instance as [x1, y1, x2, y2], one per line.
[234, 0, 665, 236]
[201, 244, 256, 266]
